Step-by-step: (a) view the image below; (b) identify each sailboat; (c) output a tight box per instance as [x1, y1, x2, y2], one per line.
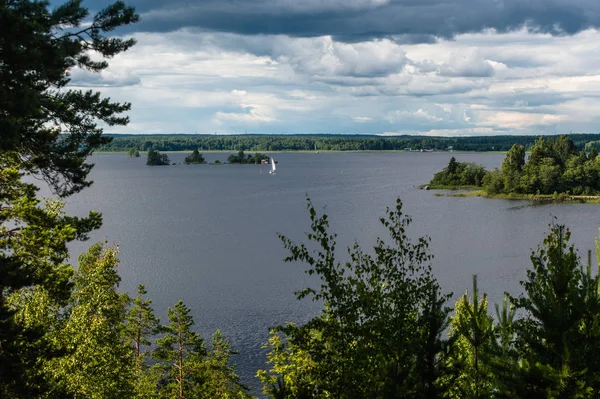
[269, 157, 276, 174]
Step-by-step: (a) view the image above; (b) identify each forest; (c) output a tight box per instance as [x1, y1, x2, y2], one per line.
[430, 135, 600, 196]
[3, 0, 600, 398]
[101, 133, 600, 153]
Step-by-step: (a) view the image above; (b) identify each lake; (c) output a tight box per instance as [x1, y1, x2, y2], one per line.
[52, 151, 600, 394]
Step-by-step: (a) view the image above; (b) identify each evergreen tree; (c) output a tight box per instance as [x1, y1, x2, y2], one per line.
[442, 276, 496, 398]
[205, 330, 251, 398]
[512, 224, 600, 397]
[1, 0, 138, 196]
[48, 244, 134, 398]
[154, 300, 207, 399]
[489, 294, 519, 398]
[124, 285, 163, 398]
[0, 154, 100, 396]
[501, 144, 525, 193]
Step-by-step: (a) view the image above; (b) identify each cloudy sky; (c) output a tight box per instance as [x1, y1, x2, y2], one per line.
[64, 0, 600, 136]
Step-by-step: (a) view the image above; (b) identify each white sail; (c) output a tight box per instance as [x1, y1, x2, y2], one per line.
[269, 158, 276, 174]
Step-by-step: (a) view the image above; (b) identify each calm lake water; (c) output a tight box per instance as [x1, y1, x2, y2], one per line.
[51, 152, 600, 394]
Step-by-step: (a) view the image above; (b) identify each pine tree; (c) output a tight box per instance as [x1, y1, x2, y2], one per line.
[1, 0, 138, 196]
[124, 285, 163, 398]
[205, 330, 251, 398]
[154, 300, 208, 399]
[48, 244, 134, 398]
[442, 275, 496, 398]
[512, 224, 600, 397]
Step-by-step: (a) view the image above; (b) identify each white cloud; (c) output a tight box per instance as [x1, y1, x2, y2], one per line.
[214, 105, 275, 123]
[415, 48, 496, 77]
[476, 111, 565, 129]
[279, 36, 408, 78]
[70, 67, 141, 87]
[421, 127, 498, 136]
[288, 90, 317, 100]
[414, 109, 443, 121]
[82, 27, 600, 135]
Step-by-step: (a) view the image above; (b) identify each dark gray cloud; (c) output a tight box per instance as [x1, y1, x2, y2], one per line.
[83, 0, 600, 42]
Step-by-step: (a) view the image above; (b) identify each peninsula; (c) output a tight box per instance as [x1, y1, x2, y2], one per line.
[427, 135, 600, 201]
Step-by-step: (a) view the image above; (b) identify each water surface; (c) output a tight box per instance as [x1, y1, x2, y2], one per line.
[55, 152, 600, 393]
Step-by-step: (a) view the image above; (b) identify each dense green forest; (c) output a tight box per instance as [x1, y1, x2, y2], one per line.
[4, 1, 600, 398]
[99, 133, 600, 153]
[484, 136, 600, 195]
[431, 135, 600, 196]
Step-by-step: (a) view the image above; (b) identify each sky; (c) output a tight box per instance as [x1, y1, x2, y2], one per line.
[64, 0, 600, 136]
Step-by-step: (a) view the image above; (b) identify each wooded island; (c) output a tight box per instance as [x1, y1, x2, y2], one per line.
[429, 135, 600, 199]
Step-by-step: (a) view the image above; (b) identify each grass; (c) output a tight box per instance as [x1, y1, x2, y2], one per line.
[426, 184, 483, 190]
[431, 189, 600, 203]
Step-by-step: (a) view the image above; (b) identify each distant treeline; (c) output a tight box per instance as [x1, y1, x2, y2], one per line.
[99, 133, 600, 152]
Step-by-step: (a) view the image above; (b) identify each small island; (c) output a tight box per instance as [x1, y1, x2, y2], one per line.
[427, 135, 600, 201]
[183, 149, 206, 164]
[127, 148, 140, 157]
[227, 150, 270, 164]
[146, 149, 170, 166]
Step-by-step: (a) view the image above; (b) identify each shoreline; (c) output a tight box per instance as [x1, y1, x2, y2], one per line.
[94, 149, 508, 155]
[432, 190, 600, 203]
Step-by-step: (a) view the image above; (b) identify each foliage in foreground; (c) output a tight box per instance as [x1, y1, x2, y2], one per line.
[1, 1, 249, 396]
[259, 198, 452, 398]
[1, 0, 138, 394]
[8, 243, 251, 398]
[259, 199, 600, 398]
